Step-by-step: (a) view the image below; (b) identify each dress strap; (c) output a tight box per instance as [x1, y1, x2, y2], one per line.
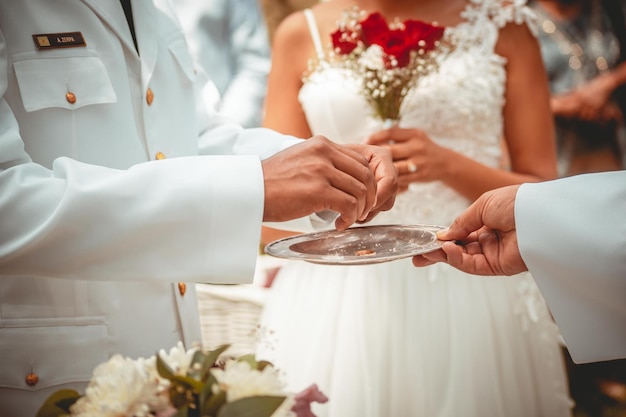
[303, 8, 326, 60]
[483, 0, 538, 34]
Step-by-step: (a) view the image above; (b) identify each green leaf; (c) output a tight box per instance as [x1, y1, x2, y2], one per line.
[203, 345, 230, 374]
[256, 360, 274, 371]
[35, 389, 80, 417]
[55, 396, 80, 411]
[217, 396, 286, 417]
[235, 354, 256, 369]
[170, 374, 205, 391]
[188, 350, 208, 380]
[157, 353, 177, 380]
[203, 389, 227, 416]
[199, 373, 219, 410]
[189, 346, 226, 383]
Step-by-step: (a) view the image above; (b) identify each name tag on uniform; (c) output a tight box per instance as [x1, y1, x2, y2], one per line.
[32, 32, 86, 50]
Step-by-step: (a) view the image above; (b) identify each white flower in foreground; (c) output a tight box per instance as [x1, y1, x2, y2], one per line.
[70, 355, 162, 417]
[212, 360, 287, 401]
[141, 355, 172, 412]
[158, 341, 197, 376]
[212, 360, 296, 417]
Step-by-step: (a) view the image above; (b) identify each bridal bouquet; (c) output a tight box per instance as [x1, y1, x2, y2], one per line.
[325, 7, 453, 124]
[36, 342, 327, 417]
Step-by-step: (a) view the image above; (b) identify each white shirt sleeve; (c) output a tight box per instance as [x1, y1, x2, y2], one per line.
[516, 171, 626, 363]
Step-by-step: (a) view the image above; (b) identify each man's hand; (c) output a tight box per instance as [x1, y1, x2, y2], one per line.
[345, 143, 397, 224]
[412, 184, 528, 276]
[262, 136, 397, 230]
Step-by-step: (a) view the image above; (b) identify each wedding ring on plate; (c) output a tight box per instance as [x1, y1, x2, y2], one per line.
[407, 160, 418, 173]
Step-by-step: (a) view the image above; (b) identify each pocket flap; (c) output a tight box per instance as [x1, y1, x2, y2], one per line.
[13, 55, 117, 112]
[0, 323, 108, 391]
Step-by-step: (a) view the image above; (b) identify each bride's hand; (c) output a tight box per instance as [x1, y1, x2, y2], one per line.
[365, 126, 450, 189]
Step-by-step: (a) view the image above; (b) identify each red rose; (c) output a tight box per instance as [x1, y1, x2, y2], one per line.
[404, 20, 446, 52]
[359, 12, 390, 46]
[331, 29, 358, 55]
[375, 29, 413, 67]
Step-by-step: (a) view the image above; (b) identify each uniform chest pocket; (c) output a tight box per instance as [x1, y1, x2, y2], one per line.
[13, 54, 117, 112]
[0, 320, 108, 391]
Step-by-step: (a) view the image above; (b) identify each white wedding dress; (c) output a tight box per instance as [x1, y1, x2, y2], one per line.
[257, 1, 573, 416]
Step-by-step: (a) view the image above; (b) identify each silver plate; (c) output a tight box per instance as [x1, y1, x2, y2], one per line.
[264, 224, 445, 265]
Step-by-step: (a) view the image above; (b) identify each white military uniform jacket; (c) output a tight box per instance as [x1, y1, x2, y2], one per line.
[516, 171, 626, 364]
[0, 1, 299, 415]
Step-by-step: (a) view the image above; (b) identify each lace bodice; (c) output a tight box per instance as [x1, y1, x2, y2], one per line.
[299, 0, 537, 226]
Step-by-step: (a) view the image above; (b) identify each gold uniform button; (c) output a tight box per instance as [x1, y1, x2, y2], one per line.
[146, 88, 154, 106]
[155, 151, 166, 160]
[178, 282, 187, 296]
[66, 91, 77, 104]
[25, 372, 39, 387]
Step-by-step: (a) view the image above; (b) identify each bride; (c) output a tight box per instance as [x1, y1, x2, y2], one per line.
[257, 0, 573, 416]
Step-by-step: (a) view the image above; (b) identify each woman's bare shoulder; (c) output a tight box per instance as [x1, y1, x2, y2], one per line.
[272, 1, 369, 57]
[274, 0, 349, 36]
[494, 17, 540, 59]
[272, 9, 312, 49]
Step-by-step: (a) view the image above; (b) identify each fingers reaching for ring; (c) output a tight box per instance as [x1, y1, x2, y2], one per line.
[396, 159, 418, 175]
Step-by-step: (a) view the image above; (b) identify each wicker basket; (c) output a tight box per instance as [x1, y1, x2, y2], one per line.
[197, 283, 268, 357]
[196, 255, 285, 357]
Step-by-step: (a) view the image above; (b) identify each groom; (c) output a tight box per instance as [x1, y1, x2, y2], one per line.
[412, 171, 626, 364]
[0, 2, 397, 416]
